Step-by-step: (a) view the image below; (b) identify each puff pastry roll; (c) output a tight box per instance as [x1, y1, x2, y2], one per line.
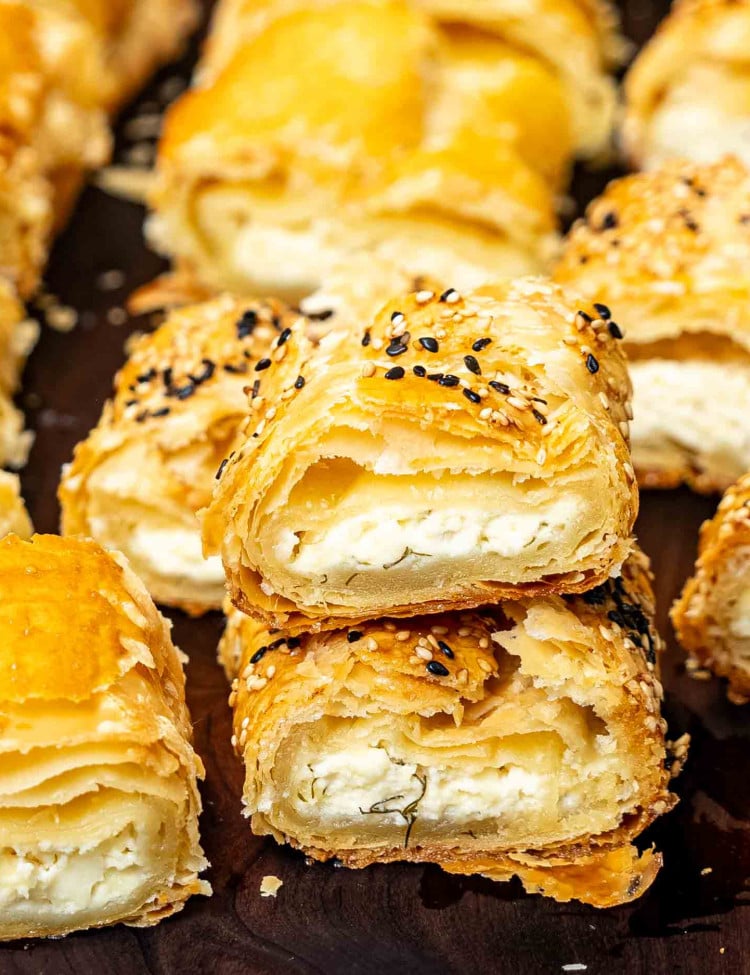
[0, 276, 37, 468]
[555, 156, 750, 493]
[623, 0, 750, 171]
[0, 534, 209, 941]
[148, 0, 605, 299]
[60, 294, 303, 615]
[672, 473, 750, 704]
[219, 548, 678, 908]
[0, 471, 31, 539]
[204, 278, 637, 633]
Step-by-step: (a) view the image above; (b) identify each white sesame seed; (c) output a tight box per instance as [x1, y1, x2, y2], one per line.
[415, 645, 433, 661]
[478, 659, 493, 673]
[361, 362, 375, 378]
[478, 637, 490, 649]
[415, 290, 434, 304]
[396, 630, 411, 641]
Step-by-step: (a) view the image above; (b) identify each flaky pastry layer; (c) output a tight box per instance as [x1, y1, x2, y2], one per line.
[220, 548, 680, 908]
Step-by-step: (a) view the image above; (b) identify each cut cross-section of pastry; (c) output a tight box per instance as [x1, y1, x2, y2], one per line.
[0, 534, 209, 941]
[0, 471, 31, 538]
[623, 0, 750, 170]
[0, 275, 38, 468]
[219, 547, 681, 908]
[203, 277, 637, 632]
[555, 156, 750, 494]
[672, 472, 750, 704]
[60, 294, 305, 615]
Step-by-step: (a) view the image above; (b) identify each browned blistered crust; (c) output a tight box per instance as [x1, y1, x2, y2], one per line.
[203, 276, 638, 633]
[672, 473, 750, 702]
[219, 548, 681, 909]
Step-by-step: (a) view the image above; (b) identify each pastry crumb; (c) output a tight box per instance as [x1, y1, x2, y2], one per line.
[260, 875, 283, 898]
[700, 867, 713, 876]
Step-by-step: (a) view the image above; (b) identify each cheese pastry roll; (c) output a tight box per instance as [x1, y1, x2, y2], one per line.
[672, 472, 750, 704]
[0, 534, 209, 941]
[220, 548, 678, 908]
[623, 0, 750, 170]
[555, 156, 750, 493]
[149, 0, 560, 301]
[0, 277, 37, 468]
[204, 277, 637, 633]
[0, 471, 31, 538]
[60, 294, 303, 615]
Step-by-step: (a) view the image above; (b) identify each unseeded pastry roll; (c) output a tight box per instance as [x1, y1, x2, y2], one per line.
[672, 472, 750, 704]
[60, 294, 303, 615]
[203, 278, 638, 633]
[623, 0, 750, 171]
[555, 156, 750, 493]
[0, 534, 209, 941]
[148, 0, 571, 300]
[0, 471, 31, 538]
[0, 276, 38, 468]
[219, 548, 680, 908]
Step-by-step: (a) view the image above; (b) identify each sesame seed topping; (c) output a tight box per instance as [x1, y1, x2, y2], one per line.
[489, 380, 510, 395]
[593, 303, 611, 320]
[361, 330, 371, 347]
[463, 388, 481, 404]
[255, 358, 271, 372]
[439, 288, 460, 304]
[250, 646, 268, 664]
[415, 290, 434, 304]
[427, 372, 443, 382]
[438, 374, 459, 387]
[586, 353, 600, 374]
[391, 311, 405, 325]
[478, 659, 493, 673]
[463, 355, 481, 375]
[472, 338, 492, 352]
[418, 336, 439, 353]
[295, 375, 305, 389]
[608, 321, 623, 339]
[437, 640, 454, 659]
[601, 211, 618, 230]
[277, 327, 292, 346]
[237, 309, 257, 338]
[366, 638, 379, 651]
[347, 630, 363, 642]
[361, 362, 376, 378]
[386, 339, 408, 356]
[385, 366, 405, 380]
[413, 365, 426, 377]
[395, 630, 411, 641]
[415, 645, 433, 661]
[426, 659, 450, 677]
[532, 409, 547, 425]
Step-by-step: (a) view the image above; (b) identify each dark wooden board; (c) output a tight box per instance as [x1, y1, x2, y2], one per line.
[3, 3, 750, 972]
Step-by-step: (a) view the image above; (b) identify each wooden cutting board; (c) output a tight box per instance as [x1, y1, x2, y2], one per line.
[3, 3, 748, 972]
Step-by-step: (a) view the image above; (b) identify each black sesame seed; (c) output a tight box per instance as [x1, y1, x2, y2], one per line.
[427, 372, 443, 382]
[294, 375, 305, 389]
[439, 288, 458, 303]
[125, 398, 137, 407]
[463, 388, 481, 404]
[438, 374, 459, 387]
[489, 380, 510, 395]
[577, 310, 593, 323]
[237, 309, 257, 338]
[391, 311, 404, 323]
[151, 407, 170, 417]
[189, 358, 215, 384]
[464, 354, 481, 375]
[418, 336, 439, 353]
[306, 308, 333, 321]
[386, 340, 408, 357]
[286, 636, 301, 649]
[472, 337, 492, 352]
[215, 458, 229, 480]
[255, 358, 272, 372]
[385, 366, 405, 380]
[601, 211, 618, 230]
[347, 630, 363, 643]
[173, 384, 195, 400]
[361, 330, 371, 347]
[272, 315, 282, 331]
[224, 362, 247, 374]
[437, 640, 454, 659]
[532, 409, 547, 425]
[251, 379, 260, 398]
[162, 367, 173, 389]
[250, 646, 268, 664]
[136, 368, 157, 383]
[277, 327, 292, 346]
[593, 303, 611, 320]
[586, 353, 599, 374]
[426, 659, 449, 677]
[608, 321, 623, 339]
[413, 365, 426, 377]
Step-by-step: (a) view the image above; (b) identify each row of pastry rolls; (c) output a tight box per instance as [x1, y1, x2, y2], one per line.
[0, 533, 209, 941]
[219, 549, 676, 908]
[146, 0, 624, 300]
[555, 155, 750, 495]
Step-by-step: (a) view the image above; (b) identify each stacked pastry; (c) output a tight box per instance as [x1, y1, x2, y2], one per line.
[147, 0, 623, 300]
[555, 155, 750, 494]
[0, 0, 198, 470]
[623, 0, 750, 170]
[192, 277, 678, 907]
[0, 534, 209, 941]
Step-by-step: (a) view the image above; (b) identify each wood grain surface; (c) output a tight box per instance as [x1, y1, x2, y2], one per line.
[3, 3, 750, 972]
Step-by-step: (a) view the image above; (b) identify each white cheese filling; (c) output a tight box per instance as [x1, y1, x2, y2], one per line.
[647, 98, 750, 170]
[631, 359, 750, 484]
[127, 523, 225, 587]
[280, 496, 584, 580]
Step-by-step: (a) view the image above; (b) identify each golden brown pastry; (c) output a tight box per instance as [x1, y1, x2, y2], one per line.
[672, 472, 750, 703]
[219, 547, 680, 908]
[0, 534, 209, 941]
[0, 470, 31, 538]
[203, 278, 637, 633]
[60, 294, 304, 615]
[0, 276, 37, 468]
[623, 0, 750, 171]
[555, 156, 750, 494]
[146, 0, 625, 299]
